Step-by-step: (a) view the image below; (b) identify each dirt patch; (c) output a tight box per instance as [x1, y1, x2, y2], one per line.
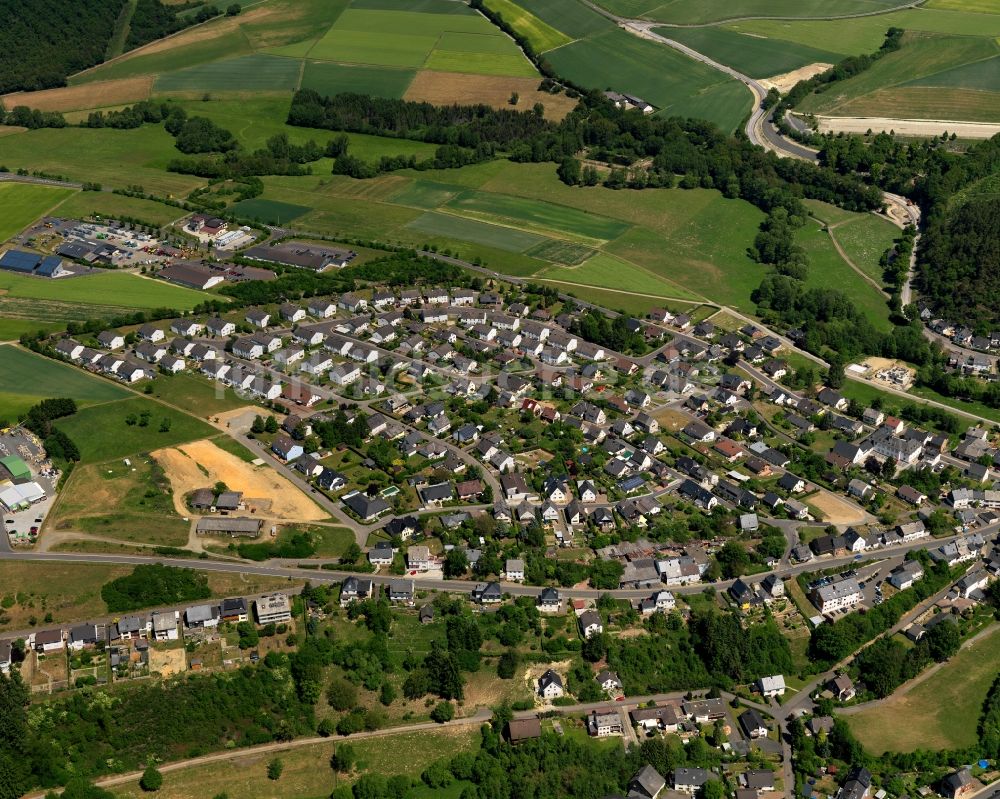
[214, 406, 277, 434]
[2, 77, 153, 112]
[152, 438, 326, 521]
[404, 71, 578, 120]
[149, 646, 187, 677]
[652, 408, 690, 432]
[760, 63, 833, 94]
[808, 489, 868, 525]
[522, 659, 571, 708]
[815, 116, 1000, 139]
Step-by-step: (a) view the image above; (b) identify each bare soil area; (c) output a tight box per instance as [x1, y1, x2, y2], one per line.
[404, 72, 577, 120]
[760, 63, 832, 94]
[816, 116, 1000, 139]
[808, 489, 868, 525]
[152, 438, 326, 521]
[149, 646, 187, 678]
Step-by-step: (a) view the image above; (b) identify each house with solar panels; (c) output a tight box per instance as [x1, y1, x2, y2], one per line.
[0, 249, 70, 278]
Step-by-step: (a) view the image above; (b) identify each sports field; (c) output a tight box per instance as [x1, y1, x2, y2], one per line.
[0, 345, 129, 422]
[0, 183, 76, 242]
[844, 625, 1000, 753]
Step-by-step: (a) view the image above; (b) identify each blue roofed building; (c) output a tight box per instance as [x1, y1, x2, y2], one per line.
[0, 250, 69, 277]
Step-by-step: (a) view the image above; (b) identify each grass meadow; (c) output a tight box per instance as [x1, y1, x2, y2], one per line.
[829, 213, 900, 286]
[0, 271, 206, 310]
[0, 345, 129, 422]
[593, 0, 909, 24]
[56, 397, 217, 463]
[0, 183, 76, 242]
[844, 625, 1000, 753]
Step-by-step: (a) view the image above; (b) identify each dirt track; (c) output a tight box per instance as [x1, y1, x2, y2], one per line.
[152, 439, 326, 522]
[760, 62, 832, 94]
[816, 116, 1000, 139]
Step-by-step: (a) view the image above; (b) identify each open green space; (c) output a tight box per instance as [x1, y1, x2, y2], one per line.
[0, 183, 76, 242]
[796, 218, 893, 331]
[481, 0, 574, 52]
[405, 210, 546, 253]
[51, 191, 185, 228]
[798, 31, 1000, 122]
[230, 198, 312, 224]
[657, 26, 843, 78]
[0, 125, 203, 197]
[523, 239, 595, 265]
[389, 179, 466, 210]
[0, 270, 206, 310]
[56, 397, 217, 463]
[829, 214, 900, 286]
[300, 62, 416, 98]
[844, 624, 1000, 753]
[154, 54, 303, 93]
[446, 190, 632, 243]
[514, 0, 616, 38]
[551, 283, 683, 317]
[148, 372, 255, 417]
[0, 345, 128, 422]
[539, 253, 705, 301]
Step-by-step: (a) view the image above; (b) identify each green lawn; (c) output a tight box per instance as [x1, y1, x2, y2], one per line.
[50, 191, 185, 227]
[405, 210, 547, 252]
[844, 624, 1000, 753]
[147, 372, 254, 417]
[0, 345, 129, 423]
[56, 397, 217, 463]
[0, 183, 76, 242]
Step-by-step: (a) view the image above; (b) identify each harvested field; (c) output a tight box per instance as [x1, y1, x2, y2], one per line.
[1, 76, 153, 112]
[404, 71, 578, 119]
[760, 62, 833, 93]
[152, 438, 326, 521]
[816, 115, 1000, 138]
[808, 489, 868, 525]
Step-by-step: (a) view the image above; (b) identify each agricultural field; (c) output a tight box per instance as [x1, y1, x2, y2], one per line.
[537, 253, 705, 302]
[0, 345, 129, 422]
[0, 183, 76, 243]
[844, 624, 1000, 753]
[55, 396, 217, 463]
[481, 0, 573, 52]
[591, 0, 912, 24]
[798, 31, 1000, 123]
[154, 53, 303, 93]
[230, 198, 312, 225]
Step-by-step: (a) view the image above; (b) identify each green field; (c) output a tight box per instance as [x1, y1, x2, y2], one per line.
[50, 191, 185, 227]
[0, 270, 206, 310]
[539, 253, 705, 301]
[0, 345, 129, 422]
[481, 0, 573, 52]
[829, 213, 900, 286]
[406, 210, 546, 252]
[0, 183, 76, 242]
[844, 625, 1000, 753]
[657, 26, 843, 78]
[300, 62, 416, 98]
[446, 190, 632, 243]
[154, 53, 303, 93]
[230, 198, 312, 224]
[798, 31, 1000, 122]
[389, 179, 466, 209]
[0, 126, 202, 197]
[594, 0, 916, 24]
[56, 397, 217, 463]
[796, 219, 893, 331]
[523, 239, 595, 265]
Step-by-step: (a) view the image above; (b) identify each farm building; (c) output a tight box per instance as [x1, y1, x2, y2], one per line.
[244, 242, 356, 271]
[195, 517, 262, 538]
[157, 262, 225, 291]
[0, 455, 31, 483]
[0, 249, 69, 278]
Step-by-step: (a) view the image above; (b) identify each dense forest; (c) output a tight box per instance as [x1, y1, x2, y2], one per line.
[126, 0, 224, 51]
[0, 0, 125, 93]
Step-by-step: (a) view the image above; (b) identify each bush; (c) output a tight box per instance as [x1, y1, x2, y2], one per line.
[139, 766, 163, 792]
[430, 701, 455, 723]
[267, 758, 283, 780]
